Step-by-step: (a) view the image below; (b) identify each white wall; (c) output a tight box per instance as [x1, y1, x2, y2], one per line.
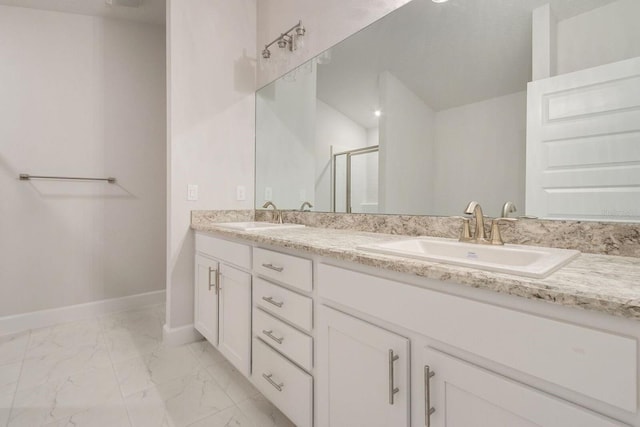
[432, 91, 526, 218]
[556, 0, 640, 75]
[167, 0, 256, 330]
[314, 100, 368, 212]
[379, 71, 434, 214]
[256, 0, 412, 88]
[0, 6, 166, 317]
[257, 66, 316, 210]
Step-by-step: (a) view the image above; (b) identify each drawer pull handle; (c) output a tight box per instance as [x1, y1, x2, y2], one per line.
[424, 365, 436, 426]
[388, 349, 400, 405]
[208, 266, 220, 294]
[262, 296, 284, 308]
[262, 263, 284, 272]
[262, 329, 284, 344]
[262, 373, 284, 392]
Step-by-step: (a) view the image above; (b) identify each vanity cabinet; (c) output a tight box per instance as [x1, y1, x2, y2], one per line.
[194, 233, 252, 376]
[424, 347, 623, 427]
[251, 247, 315, 427]
[317, 263, 637, 427]
[217, 263, 251, 375]
[193, 230, 639, 426]
[194, 254, 220, 344]
[317, 305, 410, 427]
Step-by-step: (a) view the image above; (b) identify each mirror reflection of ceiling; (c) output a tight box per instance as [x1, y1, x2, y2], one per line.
[0, 0, 166, 24]
[316, 0, 618, 129]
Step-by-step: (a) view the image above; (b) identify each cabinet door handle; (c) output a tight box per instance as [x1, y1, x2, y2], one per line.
[262, 329, 284, 344]
[208, 266, 220, 294]
[388, 349, 400, 405]
[424, 365, 436, 426]
[262, 373, 284, 392]
[262, 263, 284, 272]
[261, 296, 284, 308]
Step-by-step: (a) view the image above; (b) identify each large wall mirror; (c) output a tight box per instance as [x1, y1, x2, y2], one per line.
[256, 0, 640, 220]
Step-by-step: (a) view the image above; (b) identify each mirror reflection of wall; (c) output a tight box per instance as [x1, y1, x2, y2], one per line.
[256, 62, 316, 209]
[256, 0, 640, 220]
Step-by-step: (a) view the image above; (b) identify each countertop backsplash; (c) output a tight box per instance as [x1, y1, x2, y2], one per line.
[192, 210, 640, 258]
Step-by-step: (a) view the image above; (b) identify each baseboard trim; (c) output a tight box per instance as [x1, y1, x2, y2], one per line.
[0, 290, 166, 336]
[162, 323, 202, 346]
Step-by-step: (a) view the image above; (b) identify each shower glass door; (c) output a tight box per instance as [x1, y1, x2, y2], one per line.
[332, 146, 379, 213]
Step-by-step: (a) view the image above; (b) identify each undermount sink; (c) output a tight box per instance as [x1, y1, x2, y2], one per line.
[357, 237, 580, 278]
[215, 221, 305, 231]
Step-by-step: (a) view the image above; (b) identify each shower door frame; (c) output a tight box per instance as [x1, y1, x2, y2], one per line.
[332, 145, 379, 213]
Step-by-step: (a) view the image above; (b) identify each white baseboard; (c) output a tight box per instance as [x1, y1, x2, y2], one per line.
[0, 290, 166, 336]
[162, 323, 202, 347]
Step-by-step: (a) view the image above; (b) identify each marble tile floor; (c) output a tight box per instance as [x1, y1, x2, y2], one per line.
[0, 305, 295, 427]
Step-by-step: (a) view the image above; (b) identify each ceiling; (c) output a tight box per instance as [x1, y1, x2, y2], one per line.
[315, 0, 619, 128]
[0, 0, 165, 25]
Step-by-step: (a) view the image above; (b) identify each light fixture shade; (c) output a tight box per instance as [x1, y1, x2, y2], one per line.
[277, 37, 288, 49]
[262, 20, 306, 63]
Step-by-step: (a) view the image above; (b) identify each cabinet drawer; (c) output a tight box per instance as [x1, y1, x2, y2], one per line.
[196, 233, 251, 269]
[253, 247, 312, 292]
[252, 338, 313, 427]
[253, 308, 313, 371]
[318, 263, 638, 413]
[254, 277, 313, 332]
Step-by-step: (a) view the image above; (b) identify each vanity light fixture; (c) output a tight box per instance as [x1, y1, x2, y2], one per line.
[261, 20, 306, 60]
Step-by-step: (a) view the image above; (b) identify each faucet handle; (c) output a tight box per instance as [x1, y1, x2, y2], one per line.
[453, 216, 472, 241]
[490, 217, 517, 245]
[501, 201, 517, 218]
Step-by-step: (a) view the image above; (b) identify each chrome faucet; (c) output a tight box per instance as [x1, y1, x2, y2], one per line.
[501, 201, 517, 218]
[299, 201, 313, 212]
[262, 201, 283, 224]
[463, 201, 488, 243]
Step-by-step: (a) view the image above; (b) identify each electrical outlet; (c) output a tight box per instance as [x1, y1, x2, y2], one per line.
[187, 184, 198, 201]
[236, 185, 246, 201]
[264, 187, 273, 200]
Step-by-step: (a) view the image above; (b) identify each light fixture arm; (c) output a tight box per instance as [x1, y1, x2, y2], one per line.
[262, 20, 305, 58]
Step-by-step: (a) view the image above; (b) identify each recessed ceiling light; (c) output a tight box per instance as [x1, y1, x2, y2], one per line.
[374, 110, 382, 117]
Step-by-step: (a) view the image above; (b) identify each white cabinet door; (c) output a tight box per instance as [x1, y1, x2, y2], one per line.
[423, 347, 626, 427]
[317, 305, 410, 427]
[218, 263, 252, 376]
[194, 254, 219, 345]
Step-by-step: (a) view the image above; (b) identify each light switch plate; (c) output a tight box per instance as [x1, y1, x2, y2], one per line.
[236, 185, 246, 201]
[187, 184, 198, 201]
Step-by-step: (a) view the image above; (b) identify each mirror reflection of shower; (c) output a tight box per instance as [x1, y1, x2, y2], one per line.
[332, 146, 379, 213]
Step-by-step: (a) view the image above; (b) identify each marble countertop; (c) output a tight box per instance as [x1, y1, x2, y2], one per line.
[191, 222, 640, 321]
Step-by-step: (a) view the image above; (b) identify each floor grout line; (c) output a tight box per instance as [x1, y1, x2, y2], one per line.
[4, 329, 31, 427]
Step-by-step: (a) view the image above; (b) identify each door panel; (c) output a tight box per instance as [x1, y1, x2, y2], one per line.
[317, 305, 410, 427]
[218, 263, 252, 376]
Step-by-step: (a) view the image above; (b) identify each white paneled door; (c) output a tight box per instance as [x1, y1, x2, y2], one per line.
[526, 56, 640, 221]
